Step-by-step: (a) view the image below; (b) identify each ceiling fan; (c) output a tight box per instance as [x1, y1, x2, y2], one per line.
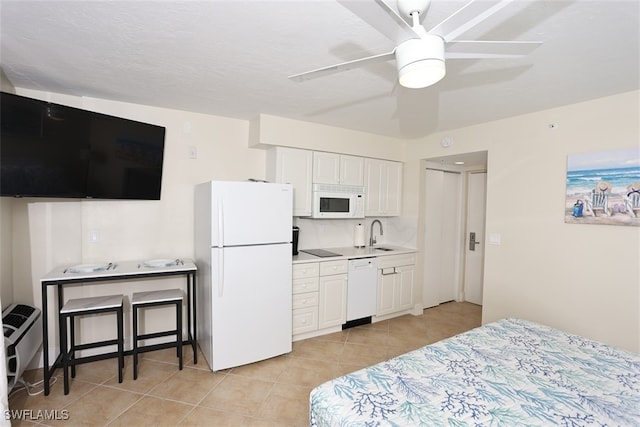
[289, 0, 542, 89]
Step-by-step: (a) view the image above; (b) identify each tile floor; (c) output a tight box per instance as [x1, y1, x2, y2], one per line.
[8, 301, 481, 426]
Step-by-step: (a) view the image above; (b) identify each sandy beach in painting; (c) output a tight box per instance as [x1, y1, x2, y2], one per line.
[565, 192, 640, 226]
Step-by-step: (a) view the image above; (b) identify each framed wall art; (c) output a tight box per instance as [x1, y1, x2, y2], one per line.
[565, 147, 640, 226]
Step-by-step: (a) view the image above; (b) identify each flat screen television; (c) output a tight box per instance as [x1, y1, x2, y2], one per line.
[0, 92, 166, 200]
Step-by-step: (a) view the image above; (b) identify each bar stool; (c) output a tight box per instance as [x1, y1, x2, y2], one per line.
[132, 289, 183, 380]
[59, 294, 124, 395]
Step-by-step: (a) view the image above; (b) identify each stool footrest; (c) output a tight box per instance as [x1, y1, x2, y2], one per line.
[67, 351, 122, 367]
[72, 339, 119, 352]
[135, 341, 182, 355]
[137, 330, 180, 341]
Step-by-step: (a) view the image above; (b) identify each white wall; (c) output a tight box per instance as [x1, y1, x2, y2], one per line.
[1, 70, 16, 308]
[7, 90, 271, 364]
[4, 88, 409, 366]
[250, 114, 405, 161]
[0, 68, 15, 423]
[4, 87, 638, 364]
[405, 90, 640, 352]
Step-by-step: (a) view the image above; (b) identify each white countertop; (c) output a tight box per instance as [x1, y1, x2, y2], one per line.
[41, 258, 196, 282]
[293, 245, 416, 264]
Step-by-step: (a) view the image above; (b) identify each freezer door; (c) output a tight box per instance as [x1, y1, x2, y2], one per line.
[210, 244, 292, 371]
[209, 181, 293, 247]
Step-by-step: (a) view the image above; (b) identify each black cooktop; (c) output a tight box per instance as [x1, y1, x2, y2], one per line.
[300, 249, 342, 258]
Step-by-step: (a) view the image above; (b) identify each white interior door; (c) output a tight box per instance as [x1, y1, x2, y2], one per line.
[464, 172, 486, 305]
[423, 169, 462, 308]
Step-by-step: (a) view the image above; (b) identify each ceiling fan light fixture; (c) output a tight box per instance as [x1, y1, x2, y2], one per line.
[398, 58, 445, 89]
[396, 36, 445, 89]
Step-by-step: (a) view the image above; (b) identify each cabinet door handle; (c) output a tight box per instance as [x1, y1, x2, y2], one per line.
[381, 267, 397, 275]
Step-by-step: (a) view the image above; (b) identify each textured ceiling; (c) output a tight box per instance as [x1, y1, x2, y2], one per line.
[1, 0, 638, 139]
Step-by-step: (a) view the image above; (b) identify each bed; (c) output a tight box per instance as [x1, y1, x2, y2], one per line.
[310, 318, 640, 426]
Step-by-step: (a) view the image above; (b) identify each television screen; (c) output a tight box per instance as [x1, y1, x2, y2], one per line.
[0, 92, 166, 200]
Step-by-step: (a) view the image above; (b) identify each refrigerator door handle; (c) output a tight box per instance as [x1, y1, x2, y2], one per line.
[218, 249, 224, 297]
[217, 198, 224, 248]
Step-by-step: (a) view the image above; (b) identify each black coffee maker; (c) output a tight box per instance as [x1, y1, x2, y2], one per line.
[292, 226, 300, 255]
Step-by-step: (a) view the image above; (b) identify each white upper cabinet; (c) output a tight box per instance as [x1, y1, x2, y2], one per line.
[312, 152, 340, 184]
[313, 152, 364, 186]
[364, 158, 402, 217]
[340, 155, 365, 186]
[267, 147, 400, 217]
[266, 147, 313, 217]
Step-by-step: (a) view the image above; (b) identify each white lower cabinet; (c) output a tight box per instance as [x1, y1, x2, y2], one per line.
[292, 263, 319, 335]
[293, 254, 415, 340]
[292, 259, 347, 336]
[376, 254, 416, 316]
[318, 259, 348, 329]
[318, 272, 347, 329]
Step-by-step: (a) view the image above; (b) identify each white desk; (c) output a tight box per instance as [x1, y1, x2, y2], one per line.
[40, 259, 197, 396]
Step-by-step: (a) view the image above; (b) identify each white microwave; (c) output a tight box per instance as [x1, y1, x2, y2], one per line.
[311, 184, 365, 219]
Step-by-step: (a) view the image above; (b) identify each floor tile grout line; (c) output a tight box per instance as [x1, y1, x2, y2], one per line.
[103, 390, 147, 427]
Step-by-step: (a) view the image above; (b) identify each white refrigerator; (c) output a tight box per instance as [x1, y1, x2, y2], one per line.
[195, 180, 293, 371]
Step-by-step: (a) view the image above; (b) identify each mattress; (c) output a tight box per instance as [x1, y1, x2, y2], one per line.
[310, 318, 640, 426]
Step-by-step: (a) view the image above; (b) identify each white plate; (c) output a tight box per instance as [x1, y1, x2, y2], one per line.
[142, 258, 176, 268]
[68, 264, 108, 273]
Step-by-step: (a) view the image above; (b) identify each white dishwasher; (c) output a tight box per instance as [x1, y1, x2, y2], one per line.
[346, 257, 378, 322]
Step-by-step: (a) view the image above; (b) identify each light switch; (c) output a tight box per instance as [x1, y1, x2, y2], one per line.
[188, 146, 197, 159]
[488, 233, 501, 245]
[89, 230, 100, 243]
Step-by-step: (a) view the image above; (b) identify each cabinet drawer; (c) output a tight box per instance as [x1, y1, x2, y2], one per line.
[319, 260, 348, 276]
[377, 253, 416, 269]
[292, 291, 319, 310]
[293, 277, 319, 294]
[292, 306, 318, 334]
[293, 263, 320, 279]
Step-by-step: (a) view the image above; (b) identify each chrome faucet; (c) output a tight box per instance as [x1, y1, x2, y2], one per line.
[369, 219, 383, 246]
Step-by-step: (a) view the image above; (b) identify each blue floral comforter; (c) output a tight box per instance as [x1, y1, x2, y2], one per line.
[310, 318, 640, 426]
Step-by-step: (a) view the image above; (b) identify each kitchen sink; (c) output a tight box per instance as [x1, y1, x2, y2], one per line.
[374, 247, 394, 251]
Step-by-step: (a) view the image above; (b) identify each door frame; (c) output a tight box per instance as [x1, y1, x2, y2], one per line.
[416, 151, 488, 310]
[462, 171, 487, 305]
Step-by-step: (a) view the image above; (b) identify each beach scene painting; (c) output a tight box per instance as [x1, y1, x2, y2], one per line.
[565, 147, 640, 226]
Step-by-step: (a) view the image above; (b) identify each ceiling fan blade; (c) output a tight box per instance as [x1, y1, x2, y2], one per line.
[445, 40, 542, 59]
[429, 0, 515, 42]
[337, 0, 417, 44]
[289, 51, 396, 82]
